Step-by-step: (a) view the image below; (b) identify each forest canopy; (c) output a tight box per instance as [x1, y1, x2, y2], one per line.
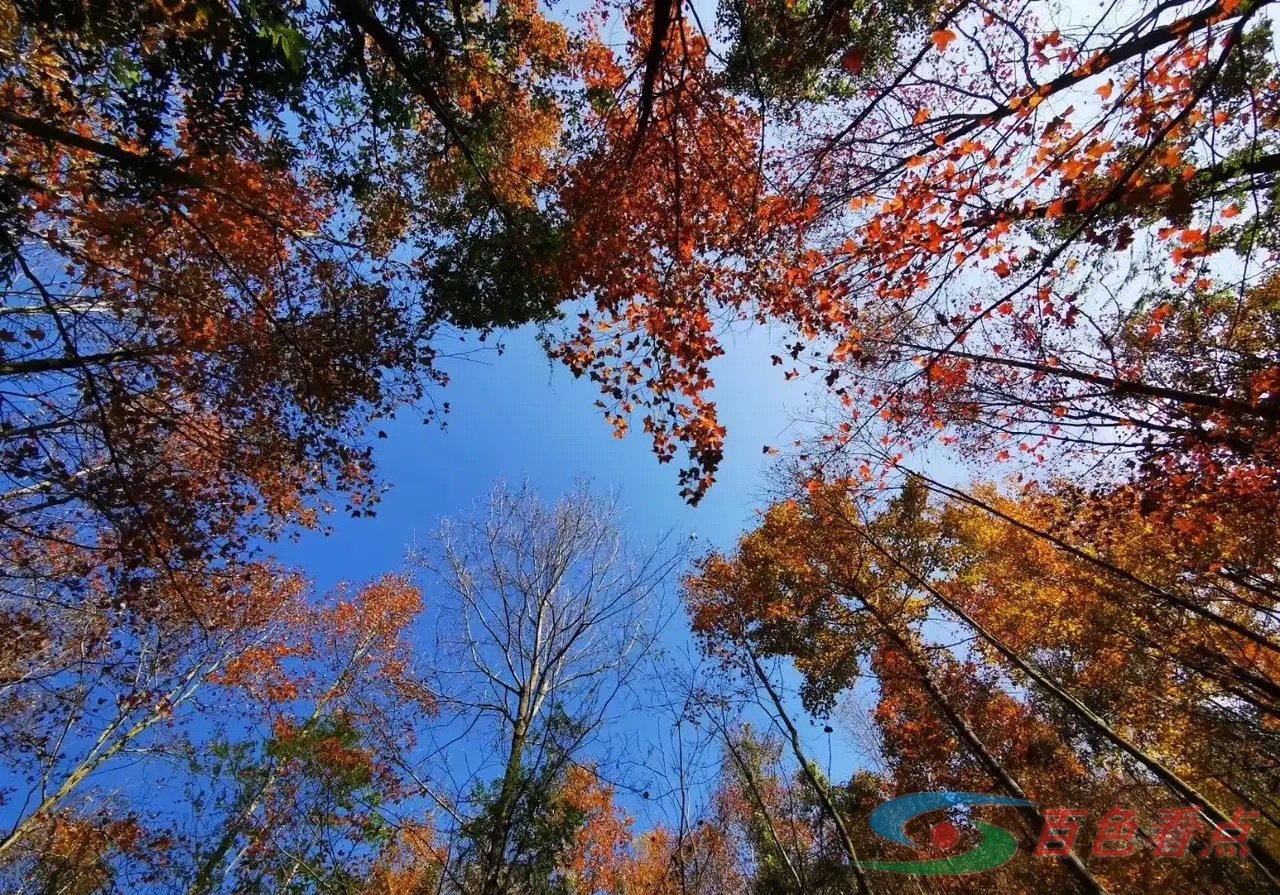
[2, 0, 1279, 893]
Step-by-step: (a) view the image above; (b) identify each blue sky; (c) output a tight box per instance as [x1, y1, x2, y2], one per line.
[264, 311, 982, 806]
[265, 317, 871, 821]
[274, 320, 805, 592]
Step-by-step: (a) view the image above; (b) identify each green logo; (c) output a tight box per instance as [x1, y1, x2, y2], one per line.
[855, 792, 1034, 875]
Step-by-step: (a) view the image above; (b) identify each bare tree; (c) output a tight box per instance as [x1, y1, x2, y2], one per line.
[409, 479, 682, 895]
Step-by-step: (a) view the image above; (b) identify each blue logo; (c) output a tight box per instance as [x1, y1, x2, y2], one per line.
[854, 791, 1034, 875]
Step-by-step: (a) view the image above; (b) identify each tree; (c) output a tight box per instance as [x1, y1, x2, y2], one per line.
[548, 4, 824, 503]
[0, 571, 433, 895]
[718, 0, 940, 100]
[685, 476, 1280, 892]
[408, 480, 682, 895]
[0, 0, 591, 612]
[0, 6, 597, 883]
[554, 0, 1280, 516]
[184, 574, 434, 895]
[0, 562, 309, 865]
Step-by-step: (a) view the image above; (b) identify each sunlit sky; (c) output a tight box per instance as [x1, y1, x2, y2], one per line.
[266, 316, 825, 822]
[261, 0, 1031, 820]
[274, 321, 803, 591]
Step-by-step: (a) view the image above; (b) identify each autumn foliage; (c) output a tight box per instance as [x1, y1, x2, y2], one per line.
[686, 475, 1280, 892]
[4, 0, 1280, 893]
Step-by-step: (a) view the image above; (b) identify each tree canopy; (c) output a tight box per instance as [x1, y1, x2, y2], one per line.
[3, 0, 1280, 893]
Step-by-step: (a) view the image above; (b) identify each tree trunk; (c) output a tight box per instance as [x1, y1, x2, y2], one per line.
[857, 597, 1110, 895]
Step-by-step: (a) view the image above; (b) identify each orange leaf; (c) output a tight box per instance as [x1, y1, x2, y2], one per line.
[931, 30, 958, 51]
[841, 47, 866, 74]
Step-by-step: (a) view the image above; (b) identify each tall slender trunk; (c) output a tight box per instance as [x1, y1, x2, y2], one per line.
[0, 346, 173, 376]
[746, 649, 876, 895]
[873, 546, 1280, 888]
[0, 651, 221, 860]
[719, 726, 806, 893]
[478, 690, 531, 895]
[908, 470, 1280, 657]
[897, 340, 1280, 424]
[857, 597, 1110, 895]
[188, 641, 371, 895]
